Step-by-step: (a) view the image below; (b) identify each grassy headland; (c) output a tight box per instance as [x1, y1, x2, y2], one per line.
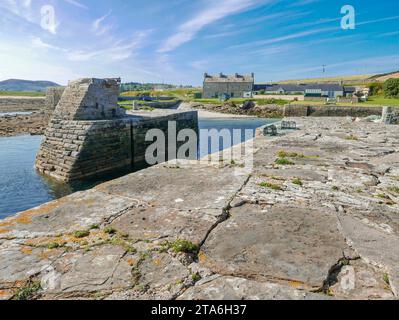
[0, 91, 46, 97]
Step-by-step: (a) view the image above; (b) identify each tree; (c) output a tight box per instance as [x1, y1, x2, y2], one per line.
[384, 78, 399, 98]
[368, 82, 383, 96]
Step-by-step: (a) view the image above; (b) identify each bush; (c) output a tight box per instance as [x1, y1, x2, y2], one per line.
[384, 78, 399, 98]
[369, 82, 383, 96]
[168, 239, 199, 254]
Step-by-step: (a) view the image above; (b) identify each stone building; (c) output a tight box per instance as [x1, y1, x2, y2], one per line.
[253, 83, 344, 98]
[35, 78, 198, 182]
[203, 73, 254, 99]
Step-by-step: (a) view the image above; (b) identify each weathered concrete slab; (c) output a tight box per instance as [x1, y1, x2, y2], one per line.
[97, 164, 248, 211]
[109, 206, 221, 244]
[0, 189, 138, 240]
[338, 214, 399, 296]
[178, 276, 332, 300]
[40, 245, 134, 298]
[330, 260, 393, 300]
[103, 164, 249, 244]
[199, 204, 347, 290]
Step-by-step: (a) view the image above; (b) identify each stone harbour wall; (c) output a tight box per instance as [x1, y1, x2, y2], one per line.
[35, 78, 199, 182]
[35, 111, 199, 182]
[132, 111, 199, 165]
[186, 101, 394, 119]
[284, 104, 387, 117]
[53, 78, 125, 121]
[45, 87, 65, 113]
[35, 119, 131, 181]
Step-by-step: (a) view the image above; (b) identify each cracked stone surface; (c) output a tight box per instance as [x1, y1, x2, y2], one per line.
[40, 245, 134, 298]
[0, 189, 138, 240]
[330, 260, 393, 300]
[178, 276, 332, 300]
[1, 117, 398, 300]
[199, 204, 347, 290]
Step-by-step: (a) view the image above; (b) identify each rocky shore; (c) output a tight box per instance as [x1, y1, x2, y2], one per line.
[0, 117, 398, 300]
[0, 112, 49, 137]
[184, 101, 284, 118]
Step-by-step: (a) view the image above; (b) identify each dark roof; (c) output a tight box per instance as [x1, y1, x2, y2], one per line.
[204, 73, 254, 83]
[344, 87, 356, 93]
[304, 84, 343, 91]
[254, 83, 344, 92]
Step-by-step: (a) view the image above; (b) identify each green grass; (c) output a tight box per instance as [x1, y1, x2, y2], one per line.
[275, 158, 295, 165]
[290, 96, 399, 107]
[47, 242, 60, 250]
[259, 182, 283, 191]
[345, 135, 359, 141]
[73, 230, 90, 238]
[0, 91, 45, 97]
[383, 273, 390, 286]
[292, 178, 303, 186]
[277, 150, 305, 158]
[362, 96, 399, 106]
[165, 239, 199, 254]
[104, 227, 117, 235]
[120, 88, 201, 98]
[15, 281, 41, 300]
[191, 98, 288, 106]
[191, 272, 201, 282]
[388, 187, 399, 194]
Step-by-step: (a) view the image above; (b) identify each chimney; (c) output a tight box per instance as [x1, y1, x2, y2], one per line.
[251, 73, 254, 79]
[235, 73, 239, 78]
[219, 72, 224, 78]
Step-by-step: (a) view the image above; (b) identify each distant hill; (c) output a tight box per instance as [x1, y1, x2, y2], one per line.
[0, 79, 60, 92]
[278, 74, 374, 85]
[369, 71, 399, 82]
[277, 71, 399, 85]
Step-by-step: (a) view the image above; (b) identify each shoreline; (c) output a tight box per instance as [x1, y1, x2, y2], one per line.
[0, 117, 398, 300]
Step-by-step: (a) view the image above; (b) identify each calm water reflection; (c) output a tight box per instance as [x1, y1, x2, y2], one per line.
[0, 117, 276, 218]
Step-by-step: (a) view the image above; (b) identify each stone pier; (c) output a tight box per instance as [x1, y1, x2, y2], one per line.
[1, 117, 398, 300]
[35, 78, 198, 182]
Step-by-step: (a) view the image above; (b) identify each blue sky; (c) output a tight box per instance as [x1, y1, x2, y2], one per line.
[0, 0, 399, 85]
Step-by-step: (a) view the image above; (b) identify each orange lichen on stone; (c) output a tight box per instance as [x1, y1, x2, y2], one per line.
[38, 250, 52, 260]
[127, 258, 137, 266]
[198, 252, 207, 264]
[24, 236, 69, 249]
[20, 247, 33, 255]
[153, 258, 162, 266]
[0, 199, 64, 229]
[0, 289, 14, 299]
[287, 279, 306, 288]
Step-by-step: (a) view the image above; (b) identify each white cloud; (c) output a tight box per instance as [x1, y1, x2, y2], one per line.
[67, 31, 150, 61]
[92, 10, 113, 35]
[63, 0, 88, 10]
[0, 0, 35, 24]
[289, 0, 320, 7]
[190, 59, 209, 70]
[31, 37, 63, 50]
[378, 30, 399, 37]
[229, 26, 335, 50]
[357, 15, 399, 26]
[158, 0, 262, 53]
